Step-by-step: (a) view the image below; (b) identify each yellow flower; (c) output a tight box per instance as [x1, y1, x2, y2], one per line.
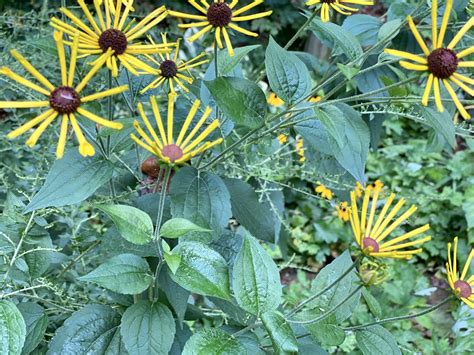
[268, 93, 285, 107]
[0, 32, 126, 158]
[349, 188, 431, 259]
[308, 96, 322, 103]
[277, 133, 287, 144]
[367, 180, 384, 191]
[141, 34, 209, 95]
[354, 181, 363, 198]
[296, 137, 305, 162]
[336, 201, 350, 222]
[315, 184, 333, 200]
[306, 0, 374, 23]
[51, 0, 171, 77]
[385, 0, 474, 119]
[131, 93, 224, 165]
[446, 237, 473, 308]
[169, 0, 272, 57]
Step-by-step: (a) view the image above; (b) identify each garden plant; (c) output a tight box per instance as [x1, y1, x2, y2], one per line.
[0, 0, 473, 354]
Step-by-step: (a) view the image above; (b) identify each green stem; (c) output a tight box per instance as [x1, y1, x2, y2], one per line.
[287, 284, 364, 325]
[286, 256, 361, 319]
[285, 9, 319, 50]
[343, 296, 454, 331]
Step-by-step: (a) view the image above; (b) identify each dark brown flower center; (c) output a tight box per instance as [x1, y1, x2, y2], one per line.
[160, 60, 178, 78]
[98, 29, 128, 55]
[162, 144, 183, 162]
[362, 237, 380, 252]
[49, 86, 81, 114]
[207, 2, 232, 27]
[453, 280, 472, 298]
[427, 48, 458, 79]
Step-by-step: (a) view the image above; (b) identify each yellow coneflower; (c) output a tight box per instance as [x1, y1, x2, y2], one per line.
[131, 93, 223, 165]
[296, 137, 305, 162]
[306, 0, 374, 23]
[446, 237, 473, 308]
[268, 93, 285, 107]
[315, 184, 333, 200]
[277, 133, 287, 144]
[308, 96, 322, 103]
[51, 0, 172, 77]
[169, 0, 272, 57]
[349, 188, 431, 259]
[336, 201, 350, 222]
[141, 34, 209, 95]
[0, 32, 126, 158]
[367, 179, 384, 191]
[354, 181, 363, 198]
[385, 0, 474, 119]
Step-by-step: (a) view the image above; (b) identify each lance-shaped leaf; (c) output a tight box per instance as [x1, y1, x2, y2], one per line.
[0, 300, 26, 355]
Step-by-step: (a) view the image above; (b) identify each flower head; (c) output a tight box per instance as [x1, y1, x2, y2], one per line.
[306, 0, 375, 23]
[268, 93, 284, 107]
[385, 0, 474, 119]
[169, 0, 272, 57]
[0, 32, 126, 158]
[277, 133, 287, 144]
[349, 187, 431, 260]
[315, 184, 333, 200]
[141, 34, 209, 94]
[336, 201, 350, 221]
[131, 93, 223, 165]
[446, 237, 473, 308]
[51, 0, 172, 77]
[296, 137, 305, 162]
[354, 181, 363, 198]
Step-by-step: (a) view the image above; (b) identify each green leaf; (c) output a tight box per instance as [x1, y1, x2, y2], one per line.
[24, 150, 114, 213]
[217, 45, 260, 74]
[302, 313, 345, 347]
[342, 15, 382, 46]
[309, 251, 361, 322]
[223, 178, 279, 242]
[164, 253, 181, 274]
[48, 304, 121, 355]
[17, 303, 48, 355]
[356, 325, 402, 355]
[0, 300, 26, 355]
[160, 218, 212, 239]
[158, 267, 190, 325]
[318, 104, 370, 182]
[336, 63, 360, 80]
[419, 106, 455, 149]
[182, 328, 246, 355]
[78, 253, 153, 295]
[232, 229, 282, 315]
[205, 77, 267, 129]
[310, 19, 363, 61]
[97, 204, 153, 245]
[362, 288, 383, 319]
[169, 167, 232, 243]
[121, 301, 176, 355]
[261, 311, 298, 354]
[171, 242, 231, 300]
[265, 37, 311, 104]
[378, 19, 401, 42]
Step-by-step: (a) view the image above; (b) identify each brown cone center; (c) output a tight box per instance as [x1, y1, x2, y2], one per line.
[49, 86, 81, 114]
[162, 144, 183, 162]
[160, 60, 178, 78]
[98, 28, 128, 55]
[362, 237, 380, 252]
[427, 48, 458, 79]
[207, 3, 232, 27]
[454, 280, 472, 298]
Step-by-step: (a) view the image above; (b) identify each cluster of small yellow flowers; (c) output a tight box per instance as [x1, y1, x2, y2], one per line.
[277, 133, 287, 144]
[315, 184, 333, 200]
[336, 201, 350, 221]
[296, 138, 305, 162]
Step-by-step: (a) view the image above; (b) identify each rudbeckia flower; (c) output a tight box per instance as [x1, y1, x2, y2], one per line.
[446, 237, 473, 308]
[169, 0, 273, 57]
[277, 133, 287, 144]
[315, 184, 333, 200]
[140, 34, 209, 95]
[268, 93, 284, 107]
[131, 93, 224, 165]
[51, 0, 171, 77]
[349, 188, 431, 259]
[296, 137, 305, 162]
[336, 201, 350, 222]
[305, 0, 374, 23]
[0, 32, 127, 158]
[385, 0, 474, 119]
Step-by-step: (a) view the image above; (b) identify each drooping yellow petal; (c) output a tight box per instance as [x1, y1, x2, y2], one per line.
[443, 79, 470, 120]
[81, 85, 129, 102]
[461, 249, 474, 281]
[26, 111, 58, 147]
[0, 67, 50, 96]
[407, 16, 430, 56]
[10, 50, 55, 91]
[422, 74, 434, 106]
[77, 107, 124, 129]
[7, 109, 55, 139]
[56, 114, 69, 159]
[433, 78, 444, 112]
[70, 113, 95, 157]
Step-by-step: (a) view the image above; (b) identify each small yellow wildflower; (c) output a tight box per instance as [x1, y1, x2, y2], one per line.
[315, 184, 333, 200]
[296, 138, 305, 162]
[355, 182, 363, 198]
[268, 93, 285, 107]
[446, 237, 473, 308]
[367, 180, 384, 192]
[277, 134, 287, 144]
[308, 96, 322, 103]
[336, 201, 350, 222]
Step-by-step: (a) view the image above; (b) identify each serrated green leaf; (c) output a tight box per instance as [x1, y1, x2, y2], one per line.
[120, 301, 175, 355]
[419, 106, 455, 149]
[17, 303, 48, 355]
[362, 288, 383, 319]
[205, 77, 267, 129]
[217, 45, 260, 74]
[47, 304, 121, 355]
[160, 218, 212, 239]
[356, 325, 402, 355]
[97, 204, 153, 245]
[232, 229, 282, 315]
[0, 300, 26, 355]
[171, 242, 231, 300]
[158, 267, 190, 326]
[265, 37, 311, 104]
[78, 253, 153, 295]
[261, 311, 298, 354]
[183, 328, 246, 355]
[302, 313, 345, 347]
[24, 150, 114, 213]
